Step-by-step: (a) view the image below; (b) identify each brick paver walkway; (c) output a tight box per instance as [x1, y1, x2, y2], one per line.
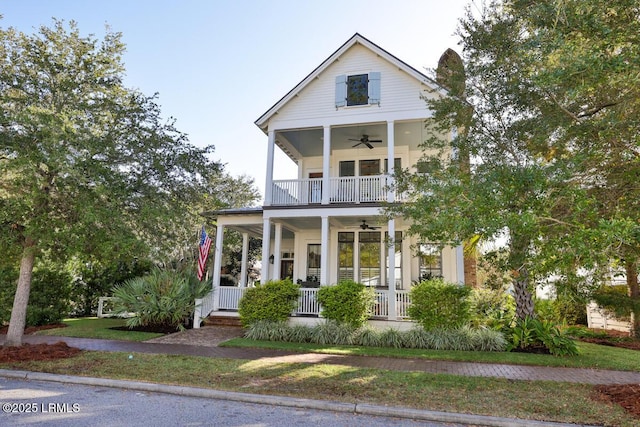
[3, 333, 640, 385]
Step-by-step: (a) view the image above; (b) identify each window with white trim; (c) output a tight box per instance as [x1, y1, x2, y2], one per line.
[419, 243, 443, 280]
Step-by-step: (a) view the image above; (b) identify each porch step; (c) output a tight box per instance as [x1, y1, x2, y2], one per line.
[205, 315, 243, 327]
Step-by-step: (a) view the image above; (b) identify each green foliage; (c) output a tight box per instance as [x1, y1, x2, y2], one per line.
[354, 325, 382, 348]
[592, 285, 636, 321]
[242, 321, 507, 351]
[469, 287, 515, 330]
[378, 328, 404, 348]
[408, 279, 472, 330]
[508, 317, 579, 357]
[69, 257, 153, 316]
[111, 268, 209, 331]
[316, 280, 375, 328]
[310, 320, 355, 345]
[0, 264, 72, 326]
[237, 279, 300, 327]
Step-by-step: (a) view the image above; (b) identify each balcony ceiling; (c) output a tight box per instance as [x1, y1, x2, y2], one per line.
[277, 121, 426, 159]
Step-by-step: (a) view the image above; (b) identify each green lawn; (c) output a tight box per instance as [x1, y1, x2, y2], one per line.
[5, 317, 639, 425]
[2, 350, 636, 427]
[221, 337, 640, 372]
[34, 317, 164, 341]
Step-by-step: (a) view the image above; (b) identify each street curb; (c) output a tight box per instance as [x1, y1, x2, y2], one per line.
[0, 369, 593, 427]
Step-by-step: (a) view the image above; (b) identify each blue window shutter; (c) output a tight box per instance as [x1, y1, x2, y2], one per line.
[368, 72, 381, 105]
[335, 74, 347, 108]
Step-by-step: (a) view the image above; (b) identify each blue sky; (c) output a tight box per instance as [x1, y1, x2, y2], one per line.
[2, 0, 471, 196]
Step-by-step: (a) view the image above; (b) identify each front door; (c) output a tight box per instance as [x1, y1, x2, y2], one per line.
[309, 172, 322, 203]
[281, 260, 294, 280]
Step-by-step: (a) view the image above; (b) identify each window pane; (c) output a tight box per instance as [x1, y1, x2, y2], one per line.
[419, 243, 442, 280]
[338, 233, 354, 281]
[384, 158, 401, 173]
[347, 74, 368, 106]
[359, 231, 380, 286]
[339, 161, 355, 177]
[307, 244, 321, 282]
[360, 159, 380, 176]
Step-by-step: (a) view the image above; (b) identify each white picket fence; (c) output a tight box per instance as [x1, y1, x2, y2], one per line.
[586, 302, 633, 333]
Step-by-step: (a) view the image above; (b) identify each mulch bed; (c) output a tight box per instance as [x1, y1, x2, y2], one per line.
[0, 342, 81, 363]
[595, 384, 640, 419]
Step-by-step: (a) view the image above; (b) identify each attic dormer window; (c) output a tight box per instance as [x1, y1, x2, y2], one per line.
[347, 74, 368, 106]
[335, 72, 381, 108]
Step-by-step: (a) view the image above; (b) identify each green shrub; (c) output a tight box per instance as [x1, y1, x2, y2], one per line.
[111, 267, 209, 331]
[287, 324, 313, 343]
[69, 257, 152, 317]
[316, 280, 375, 328]
[238, 279, 300, 327]
[354, 325, 382, 347]
[469, 287, 515, 330]
[379, 328, 404, 348]
[592, 285, 635, 321]
[0, 265, 72, 326]
[243, 320, 290, 341]
[507, 316, 579, 356]
[408, 278, 472, 330]
[310, 320, 355, 345]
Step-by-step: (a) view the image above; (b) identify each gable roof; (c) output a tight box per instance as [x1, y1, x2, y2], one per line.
[254, 33, 446, 133]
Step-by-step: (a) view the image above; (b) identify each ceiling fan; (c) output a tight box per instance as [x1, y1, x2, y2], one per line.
[349, 134, 382, 149]
[359, 220, 380, 230]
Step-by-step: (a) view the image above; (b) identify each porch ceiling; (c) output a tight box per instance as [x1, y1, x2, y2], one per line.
[277, 121, 425, 159]
[219, 213, 409, 238]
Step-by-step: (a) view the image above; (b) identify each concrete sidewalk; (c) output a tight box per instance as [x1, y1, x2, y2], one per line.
[3, 333, 640, 385]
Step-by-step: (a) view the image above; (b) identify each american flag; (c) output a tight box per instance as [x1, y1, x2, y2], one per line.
[197, 226, 212, 281]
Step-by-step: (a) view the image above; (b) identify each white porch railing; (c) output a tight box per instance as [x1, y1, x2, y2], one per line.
[297, 288, 321, 315]
[195, 287, 412, 326]
[219, 287, 248, 310]
[271, 175, 398, 206]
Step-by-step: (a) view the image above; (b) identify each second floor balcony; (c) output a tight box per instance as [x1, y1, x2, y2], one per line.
[269, 175, 403, 206]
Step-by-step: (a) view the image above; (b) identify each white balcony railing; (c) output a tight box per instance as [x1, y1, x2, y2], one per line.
[270, 175, 401, 206]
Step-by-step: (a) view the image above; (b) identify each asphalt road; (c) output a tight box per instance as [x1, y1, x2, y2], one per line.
[0, 377, 466, 427]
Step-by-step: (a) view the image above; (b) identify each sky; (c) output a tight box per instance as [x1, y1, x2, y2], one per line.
[2, 0, 473, 198]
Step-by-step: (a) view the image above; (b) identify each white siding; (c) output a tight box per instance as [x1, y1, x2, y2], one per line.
[269, 44, 432, 128]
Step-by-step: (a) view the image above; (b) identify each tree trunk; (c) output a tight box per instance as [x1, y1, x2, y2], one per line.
[4, 239, 36, 347]
[626, 260, 640, 339]
[510, 237, 535, 321]
[513, 273, 535, 320]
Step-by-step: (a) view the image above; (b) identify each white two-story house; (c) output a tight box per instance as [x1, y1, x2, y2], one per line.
[196, 33, 474, 326]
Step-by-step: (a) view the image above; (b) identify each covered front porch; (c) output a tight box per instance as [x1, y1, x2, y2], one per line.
[196, 207, 465, 327]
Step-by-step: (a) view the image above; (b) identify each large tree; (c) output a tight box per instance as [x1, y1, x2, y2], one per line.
[391, 0, 640, 329]
[0, 20, 220, 346]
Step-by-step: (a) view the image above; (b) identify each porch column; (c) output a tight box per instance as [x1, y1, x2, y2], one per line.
[261, 218, 271, 283]
[212, 223, 224, 311]
[387, 120, 396, 203]
[387, 218, 397, 320]
[456, 244, 465, 285]
[321, 126, 331, 205]
[320, 215, 330, 285]
[239, 232, 249, 287]
[273, 222, 283, 281]
[264, 130, 276, 206]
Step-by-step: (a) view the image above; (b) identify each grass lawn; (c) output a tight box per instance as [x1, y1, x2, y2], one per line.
[1, 350, 636, 426]
[33, 318, 164, 341]
[221, 338, 640, 372]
